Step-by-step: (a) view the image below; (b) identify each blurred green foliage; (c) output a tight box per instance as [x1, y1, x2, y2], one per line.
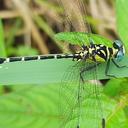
[55, 32, 113, 47]
[0, 0, 128, 128]
[116, 0, 128, 51]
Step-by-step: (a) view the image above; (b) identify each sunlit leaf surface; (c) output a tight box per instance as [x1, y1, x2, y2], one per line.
[55, 32, 113, 47]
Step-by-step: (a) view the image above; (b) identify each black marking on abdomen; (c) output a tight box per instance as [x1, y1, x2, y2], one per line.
[0, 54, 75, 64]
[0, 58, 6, 64]
[24, 56, 38, 61]
[57, 54, 74, 59]
[9, 57, 22, 62]
[40, 55, 54, 60]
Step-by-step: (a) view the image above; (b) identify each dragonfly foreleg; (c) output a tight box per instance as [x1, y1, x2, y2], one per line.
[80, 63, 100, 82]
[112, 59, 128, 68]
[105, 58, 128, 78]
[105, 59, 116, 78]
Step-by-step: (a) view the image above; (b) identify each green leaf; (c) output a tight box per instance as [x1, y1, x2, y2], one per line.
[104, 78, 128, 97]
[55, 32, 113, 47]
[0, 20, 6, 57]
[0, 56, 128, 85]
[0, 83, 126, 128]
[116, 0, 128, 50]
[0, 84, 60, 128]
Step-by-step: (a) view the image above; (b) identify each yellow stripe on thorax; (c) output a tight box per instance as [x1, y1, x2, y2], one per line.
[94, 55, 105, 62]
[88, 47, 95, 54]
[111, 48, 118, 58]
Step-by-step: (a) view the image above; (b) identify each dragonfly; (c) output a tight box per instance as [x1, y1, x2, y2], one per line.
[0, 34, 126, 128]
[0, 0, 126, 128]
[56, 33, 126, 128]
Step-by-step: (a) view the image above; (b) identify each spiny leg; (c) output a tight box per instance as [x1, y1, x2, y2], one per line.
[80, 63, 100, 82]
[105, 59, 117, 78]
[105, 58, 128, 78]
[112, 59, 128, 68]
[80, 62, 100, 91]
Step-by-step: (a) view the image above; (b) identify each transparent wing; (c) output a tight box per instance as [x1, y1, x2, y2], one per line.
[81, 62, 105, 128]
[59, 61, 81, 128]
[59, 60, 105, 128]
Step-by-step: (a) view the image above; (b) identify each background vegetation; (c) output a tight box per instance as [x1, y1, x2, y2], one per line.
[0, 0, 128, 128]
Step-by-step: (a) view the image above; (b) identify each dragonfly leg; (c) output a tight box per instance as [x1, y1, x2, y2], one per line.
[105, 59, 116, 78]
[106, 58, 128, 78]
[112, 59, 128, 68]
[80, 63, 100, 82]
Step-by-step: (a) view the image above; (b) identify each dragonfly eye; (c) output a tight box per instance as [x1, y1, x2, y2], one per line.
[113, 40, 123, 49]
[113, 40, 125, 61]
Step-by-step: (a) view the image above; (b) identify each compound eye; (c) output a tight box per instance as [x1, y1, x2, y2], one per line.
[113, 40, 123, 49]
[113, 42, 119, 49]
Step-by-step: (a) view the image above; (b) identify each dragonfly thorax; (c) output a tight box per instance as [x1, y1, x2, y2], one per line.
[74, 40, 125, 62]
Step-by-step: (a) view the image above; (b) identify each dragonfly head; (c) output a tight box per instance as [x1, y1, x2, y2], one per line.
[113, 40, 125, 61]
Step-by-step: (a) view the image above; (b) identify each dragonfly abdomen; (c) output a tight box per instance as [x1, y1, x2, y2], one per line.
[0, 54, 74, 64]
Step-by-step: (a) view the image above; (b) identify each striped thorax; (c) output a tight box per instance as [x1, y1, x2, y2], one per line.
[75, 40, 125, 62]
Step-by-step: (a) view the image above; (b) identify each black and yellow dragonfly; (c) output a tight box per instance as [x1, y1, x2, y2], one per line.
[0, 32, 126, 128]
[0, 0, 127, 128]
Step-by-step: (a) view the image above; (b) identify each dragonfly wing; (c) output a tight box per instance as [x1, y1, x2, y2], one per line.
[59, 60, 105, 128]
[59, 61, 80, 127]
[80, 61, 105, 128]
